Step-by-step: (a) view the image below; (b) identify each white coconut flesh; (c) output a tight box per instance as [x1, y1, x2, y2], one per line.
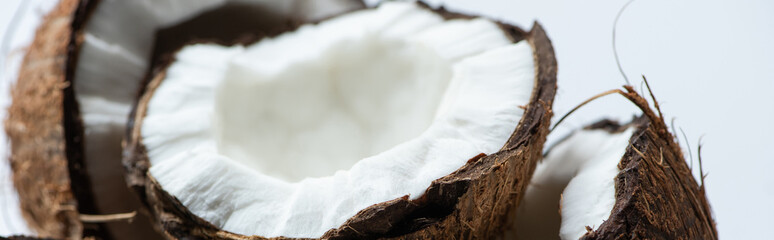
[140, 2, 536, 238]
[71, 0, 359, 228]
[510, 126, 635, 239]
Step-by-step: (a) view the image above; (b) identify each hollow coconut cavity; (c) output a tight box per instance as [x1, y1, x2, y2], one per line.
[5, 0, 363, 239]
[509, 116, 717, 239]
[125, 1, 558, 239]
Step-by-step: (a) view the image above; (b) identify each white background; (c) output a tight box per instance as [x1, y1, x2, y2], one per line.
[1, 0, 772, 238]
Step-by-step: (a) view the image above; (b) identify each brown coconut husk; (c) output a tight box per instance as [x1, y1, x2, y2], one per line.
[510, 82, 717, 239]
[578, 87, 717, 239]
[122, 3, 558, 239]
[6, 0, 89, 238]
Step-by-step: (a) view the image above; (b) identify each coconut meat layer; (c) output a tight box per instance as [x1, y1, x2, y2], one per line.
[216, 37, 452, 181]
[142, 2, 535, 238]
[511, 126, 634, 240]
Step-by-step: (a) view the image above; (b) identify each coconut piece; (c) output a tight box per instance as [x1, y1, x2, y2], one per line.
[5, 1, 84, 238]
[511, 113, 717, 239]
[6, 0, 364, 239]
[1, 1, 62, 237]
[580, 116, 716, 239]
[124, 2, 557, 239]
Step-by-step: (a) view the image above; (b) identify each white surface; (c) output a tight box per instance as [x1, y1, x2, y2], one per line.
[1, 0, 771, 239]
[144, 3, 534, 237]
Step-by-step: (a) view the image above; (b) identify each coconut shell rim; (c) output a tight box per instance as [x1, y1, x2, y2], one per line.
[5, 0, 99, 238]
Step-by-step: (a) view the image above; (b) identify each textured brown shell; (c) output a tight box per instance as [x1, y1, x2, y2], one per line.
[123, 4, 558, 240]
[580, 99, 718, 239]
[5, 0, 86, 238]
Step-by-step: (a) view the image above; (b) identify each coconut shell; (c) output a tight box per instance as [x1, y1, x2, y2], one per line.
[579, 95, 717, 239]
[122, 4, 558, 239]
[6, 0, 87, 238]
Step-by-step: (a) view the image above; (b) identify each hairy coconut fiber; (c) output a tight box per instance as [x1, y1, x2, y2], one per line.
[6, 0, 86, 238]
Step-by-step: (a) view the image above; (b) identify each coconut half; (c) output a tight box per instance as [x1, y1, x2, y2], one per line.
[511, 114, 717, 239]
[5, 1, 84, 238]
[5, 0, 363, 239]
[124, 1, 557, 239]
